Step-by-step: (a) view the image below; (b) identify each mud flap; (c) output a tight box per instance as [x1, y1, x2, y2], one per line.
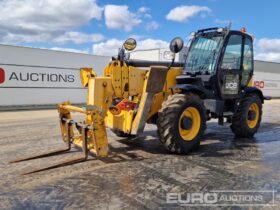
[131, 66, 169, 135]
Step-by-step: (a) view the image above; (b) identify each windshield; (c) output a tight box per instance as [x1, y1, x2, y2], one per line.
[184, 34, 223, 74]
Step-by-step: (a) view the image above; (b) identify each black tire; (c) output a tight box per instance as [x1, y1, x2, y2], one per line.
[111, 129, 135, 138]
[157, 93, 206, 154]
[231, 94, 262, 138]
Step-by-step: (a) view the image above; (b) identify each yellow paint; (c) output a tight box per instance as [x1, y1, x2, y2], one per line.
[60, 105, 86, 114]
[106, 110, 134, 134]
[131, 92, 150, 134]
[58, 102, 74, 142]
[178, 107, 201, 141]
[128, 66, 146, 96]
[80, 68, 96, 87]
[248, 78, 254, 87]
[247, 103, 260, 129]
[87, 77, 112, 107]
[72, 112, 108, 157]
[165, 68, 183, 91]
[110, 61, 123, 97]
[121, 62, 129, 98]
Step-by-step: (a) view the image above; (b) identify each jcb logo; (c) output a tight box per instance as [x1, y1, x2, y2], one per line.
[0, 68, 5, 84]
[226, 82, 238, 90]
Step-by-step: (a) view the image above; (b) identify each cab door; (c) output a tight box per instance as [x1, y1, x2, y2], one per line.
[218, 33, 244, 99]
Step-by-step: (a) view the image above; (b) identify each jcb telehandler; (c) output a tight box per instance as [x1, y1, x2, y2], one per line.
[11, 27, 266, 174]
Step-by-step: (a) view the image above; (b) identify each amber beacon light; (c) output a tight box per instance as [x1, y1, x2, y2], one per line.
[241, 27, 247, 33]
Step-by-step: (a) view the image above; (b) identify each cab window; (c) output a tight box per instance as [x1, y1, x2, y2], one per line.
[241, 37, 253, 86]
[221, 35, 243, 70]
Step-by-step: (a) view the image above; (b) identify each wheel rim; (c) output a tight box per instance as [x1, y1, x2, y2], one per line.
[247, 103, 259, 129]
[178, 107, 201, 141]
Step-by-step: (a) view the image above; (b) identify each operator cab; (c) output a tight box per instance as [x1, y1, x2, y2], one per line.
[178, 27, 254, 100]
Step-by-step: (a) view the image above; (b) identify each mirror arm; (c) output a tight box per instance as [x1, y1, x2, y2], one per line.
[167, 53, 175, 70]
[118, 47, 125, 62]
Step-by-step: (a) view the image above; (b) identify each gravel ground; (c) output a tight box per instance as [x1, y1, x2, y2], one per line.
[0, 100, 279, 210]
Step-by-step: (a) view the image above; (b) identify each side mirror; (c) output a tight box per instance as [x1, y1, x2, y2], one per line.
[169, 37, 184, 53]
[123, 38, 137, 51]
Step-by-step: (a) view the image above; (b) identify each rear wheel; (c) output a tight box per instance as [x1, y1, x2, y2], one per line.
[231, 94, 262, 138]
[157, 93, 206, 154]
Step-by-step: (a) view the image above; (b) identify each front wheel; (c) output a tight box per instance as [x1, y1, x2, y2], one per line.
[231, 94, 262, 138]
[157, 93, 206, 154]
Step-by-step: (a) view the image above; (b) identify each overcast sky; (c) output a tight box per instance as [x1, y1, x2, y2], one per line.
[0, 0, 279, 62]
